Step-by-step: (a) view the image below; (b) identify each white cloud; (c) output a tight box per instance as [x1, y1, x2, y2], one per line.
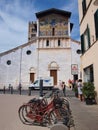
[0, 0, 37, 53]
[0, 0, 80, 53]
[0, 11, 27, 32]
[0, 22, 27, 52]
[0, 10, 28, 52]
[62, 1, 80, 41]
[62, 0, 78, 14]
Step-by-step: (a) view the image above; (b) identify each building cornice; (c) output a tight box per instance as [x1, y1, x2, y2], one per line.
[38, 36, 70, 39]
[36, 8, 71, 18]
[0, 37, 80, 56]
[37, 47, 71, 50]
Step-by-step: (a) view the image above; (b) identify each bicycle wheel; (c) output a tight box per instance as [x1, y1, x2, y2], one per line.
[18, 105, 30, 125]
[23, 104, 37, 123]
[48, 108, 67, 126]
[61, 98, 70, 109]
[53, 108, 70, 125]
[48, 110, 57, 126]
[18, 104, 35, 125]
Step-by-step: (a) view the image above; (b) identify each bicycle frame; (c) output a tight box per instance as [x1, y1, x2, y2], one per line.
[25, 99, 55, 123]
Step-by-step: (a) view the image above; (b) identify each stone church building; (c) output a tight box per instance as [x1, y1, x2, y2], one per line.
[0, 8, 80, 89]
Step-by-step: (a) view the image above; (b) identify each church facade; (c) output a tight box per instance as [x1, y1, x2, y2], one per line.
[0, 8, 80, 89]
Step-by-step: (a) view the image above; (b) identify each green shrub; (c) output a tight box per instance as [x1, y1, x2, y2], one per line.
[82, 82, 96, 99]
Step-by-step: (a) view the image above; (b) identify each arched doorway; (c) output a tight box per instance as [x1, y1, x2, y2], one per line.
[48, 61, 59, 86]
[29, 67, 36, 83]
[50, 70, 57, 85]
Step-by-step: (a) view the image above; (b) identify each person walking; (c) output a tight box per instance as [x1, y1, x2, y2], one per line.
[77, 79, 83, 101]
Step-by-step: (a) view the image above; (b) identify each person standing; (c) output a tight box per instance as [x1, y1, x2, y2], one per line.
[77, 79, 83, 101]
[62, 81, 66, 97]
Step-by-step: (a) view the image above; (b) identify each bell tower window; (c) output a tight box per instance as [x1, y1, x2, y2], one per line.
[52, 28, 55, 36]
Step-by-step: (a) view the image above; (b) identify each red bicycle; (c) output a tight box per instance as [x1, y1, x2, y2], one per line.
[18, 91, 74, 128]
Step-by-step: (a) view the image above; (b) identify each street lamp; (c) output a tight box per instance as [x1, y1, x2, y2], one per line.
[93, 0, 98, 6]
[19, 48, 22, 94]
[76, 49, 82, 54]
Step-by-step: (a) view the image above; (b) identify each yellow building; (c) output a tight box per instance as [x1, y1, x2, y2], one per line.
[78, 0, 98, 101]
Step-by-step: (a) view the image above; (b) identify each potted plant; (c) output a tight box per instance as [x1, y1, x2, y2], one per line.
[82, 82, 96, 105]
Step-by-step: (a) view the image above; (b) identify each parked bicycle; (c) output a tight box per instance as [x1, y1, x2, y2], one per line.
[18, 89, 74, 129]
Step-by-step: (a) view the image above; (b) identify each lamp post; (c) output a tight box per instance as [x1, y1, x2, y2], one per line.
[19, 48, 22, 94]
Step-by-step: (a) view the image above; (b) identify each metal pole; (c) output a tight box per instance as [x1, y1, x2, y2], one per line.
[3, 86, 5, 94]
[39, 79, 43, 97]
[19, 48, 22, 94]
[28, 87, 31, 96]
[37, 39, 39, 78]
[19, 83, 21, 95]
[11, 86, 13, 94]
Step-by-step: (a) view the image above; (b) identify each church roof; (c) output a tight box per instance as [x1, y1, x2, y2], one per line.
[36, 8, 71, 18]
[0, 38, 37, 56]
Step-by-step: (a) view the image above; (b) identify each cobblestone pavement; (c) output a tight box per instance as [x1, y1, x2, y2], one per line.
[0, 94, 49, 130]
[66, 89, 98, 130]
[0, 89, 98, 130]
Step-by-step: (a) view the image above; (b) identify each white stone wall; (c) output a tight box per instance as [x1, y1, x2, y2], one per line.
[19, 44, 37, 88]
[38, 49, 71, 82]
[0, 50, 21, 88]
[0, 39, 80, 89]
[0, 42, 37, 89]
[71, 40, 81, 77]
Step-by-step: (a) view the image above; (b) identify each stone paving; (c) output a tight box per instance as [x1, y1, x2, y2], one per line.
[67, 90, 98, 130]
[0, 89, 98, 130]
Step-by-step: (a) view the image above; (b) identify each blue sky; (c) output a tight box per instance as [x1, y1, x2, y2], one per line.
[0, 0, 80, 53]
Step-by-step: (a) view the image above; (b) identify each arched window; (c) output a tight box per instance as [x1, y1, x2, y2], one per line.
[48, 61, 59, 70]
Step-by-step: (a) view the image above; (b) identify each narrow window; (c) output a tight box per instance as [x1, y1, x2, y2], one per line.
[52, 28, 55, 36]
[58, 39, 60, 46]
[87, 25, 90, 47]
[94, 9, 98, 40]
[46, 40, 49, 46]
[81, 34, 84, 54]
[84, 25, 91, 51]
[82, 0, 86, 16]
[81, 25, 91, 53]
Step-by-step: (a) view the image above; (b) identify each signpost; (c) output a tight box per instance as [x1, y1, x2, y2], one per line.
[71, 64, 78, 75]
